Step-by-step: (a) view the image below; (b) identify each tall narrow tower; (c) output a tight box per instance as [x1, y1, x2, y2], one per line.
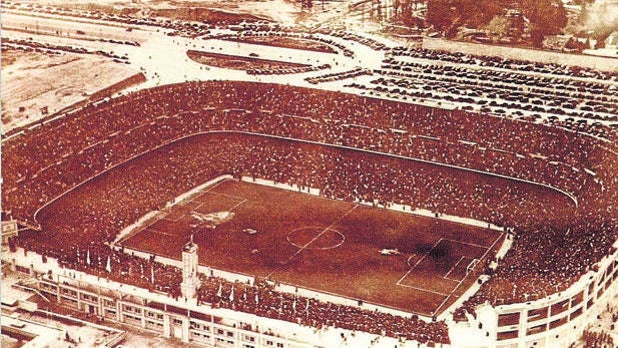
[180, 235, 200, 299]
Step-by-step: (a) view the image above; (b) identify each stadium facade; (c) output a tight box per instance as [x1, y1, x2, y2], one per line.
[5, 227, 618, 348]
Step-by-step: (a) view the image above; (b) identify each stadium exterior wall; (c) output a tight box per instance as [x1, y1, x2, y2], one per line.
[3, 248, 450, 348]
[448, 240, 618, 347]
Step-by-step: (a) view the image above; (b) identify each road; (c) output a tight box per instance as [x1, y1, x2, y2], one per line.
[2, 9, 616, 131]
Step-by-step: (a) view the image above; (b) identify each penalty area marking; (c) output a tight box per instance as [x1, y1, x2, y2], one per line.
[396, 237, 491, 301]
[204, 190, 249, 202]
[443, 256, 466, 281]
[191, 190, 248, 214]
[397, 238, 444, 286]
[395, 283, 450, 297]
[406, 253, 418, 268]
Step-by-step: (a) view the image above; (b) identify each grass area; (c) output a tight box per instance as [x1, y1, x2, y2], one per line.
[186, 50, 309, 70]
[123, 179, 503, 316]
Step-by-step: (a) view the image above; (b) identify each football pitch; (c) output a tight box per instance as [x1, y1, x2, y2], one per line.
[121, 179, 504, 316]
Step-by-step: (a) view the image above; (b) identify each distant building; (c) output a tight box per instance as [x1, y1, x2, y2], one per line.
[542, 35, 584, 53]
[605, 31, 618, 49]
[504, 7, 524, 41]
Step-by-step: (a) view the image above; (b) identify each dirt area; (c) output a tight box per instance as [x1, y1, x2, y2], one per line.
[1, 48, 137, 133]
[25, 294, 202, 348]
[1, 335, 24, 348]
[11, 0, 355, 28]
[120, 327, 205, 348]
[1, 51, 21, 68]
[186, 49, 309, 70]
[421, 37, 618, 73]
[152, 7, 268, 23]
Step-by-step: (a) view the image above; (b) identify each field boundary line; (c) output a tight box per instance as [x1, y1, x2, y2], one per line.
[443, 238, 490, 250]
[396, 238, 443, 286]
[191, 191, 248, 214]
[205, 190, 248, 201]
[433, 233, 506, 316]
[113, 175, 232, 246]
[444, 256, 466, 280]
[395, 284, 450, 297]
[150, 229, 179, 238]
[228, 198, 248, 211]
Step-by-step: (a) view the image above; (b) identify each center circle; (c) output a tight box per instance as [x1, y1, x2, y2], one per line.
[286, 227, 345, 250]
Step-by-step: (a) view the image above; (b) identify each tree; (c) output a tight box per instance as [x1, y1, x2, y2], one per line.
[462, 0, 503, 28]
[426, 0, 503, 37]
[521, 0, 567, 46]
[484, 15, 511, 40]
[426, 0, 458, 33]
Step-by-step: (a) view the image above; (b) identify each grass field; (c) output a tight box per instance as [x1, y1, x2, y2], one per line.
[121, 179, 503, 316]
[186, 50, 309, 70]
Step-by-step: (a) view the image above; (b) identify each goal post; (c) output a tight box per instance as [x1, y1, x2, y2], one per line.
[467, 258, 480, 274]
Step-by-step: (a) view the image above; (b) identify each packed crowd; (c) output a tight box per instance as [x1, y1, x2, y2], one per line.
[5, 82, 600, 226]
[581, 330, 614, 348]
[21, 133, 482, 344]
[459, 212, 617, 309]
[3, 80, 618, 341]
[18, 131, 566, 269]
[197, 276, 448, 344]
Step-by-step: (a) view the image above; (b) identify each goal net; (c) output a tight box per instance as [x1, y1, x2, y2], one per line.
[467, 258, 480, 274]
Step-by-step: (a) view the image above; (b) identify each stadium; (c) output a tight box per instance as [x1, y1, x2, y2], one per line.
[2, 2, 618, 348]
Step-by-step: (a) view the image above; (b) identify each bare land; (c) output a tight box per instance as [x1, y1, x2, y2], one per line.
[1, 48, 137, 133]
[422, 37, 618, 73]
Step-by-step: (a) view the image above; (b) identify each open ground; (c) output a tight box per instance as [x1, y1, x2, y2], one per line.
[0, 48, 137, 133]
